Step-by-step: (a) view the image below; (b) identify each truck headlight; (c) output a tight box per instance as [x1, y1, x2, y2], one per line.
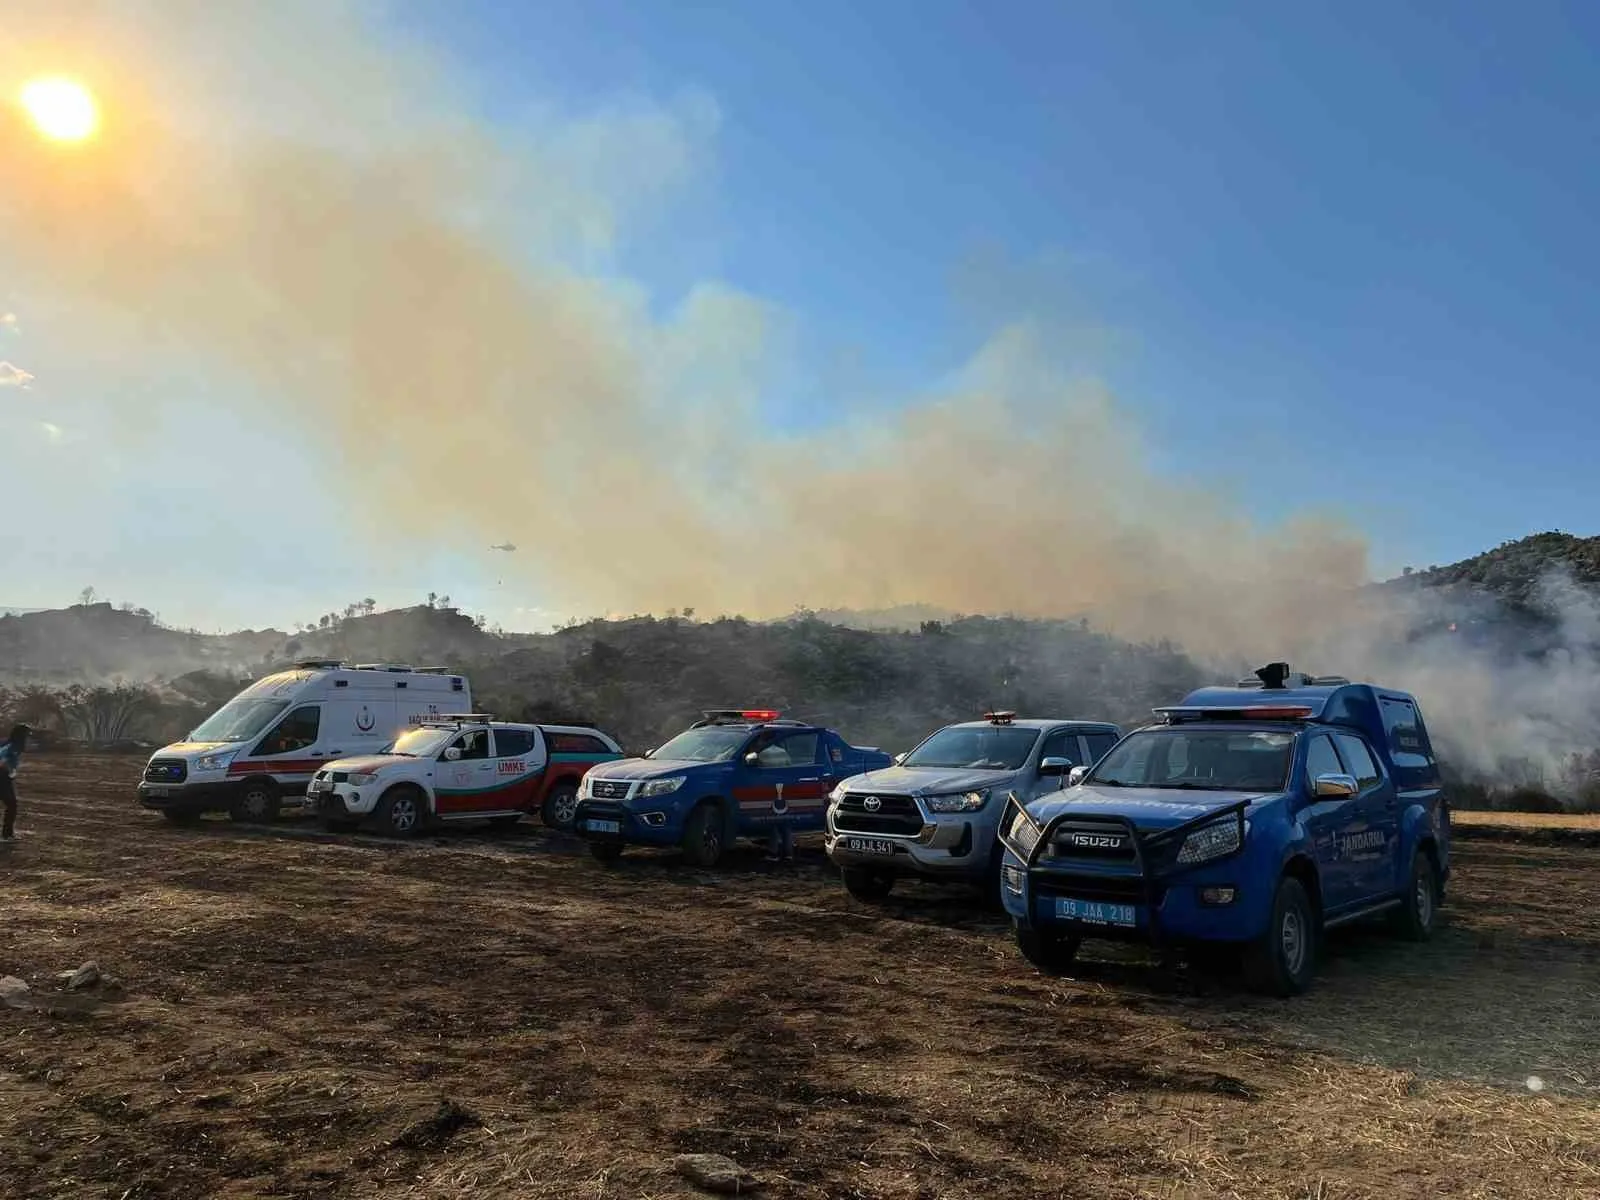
[196, 751, 236, 772]
[639, 776, 685, 799]
[1176, 818, 1244, 865]
[1007, 809, 1041, 857]
[346, 772, 378, 786]
[829, 781, 849, 803]
[925, 789, 988, 813]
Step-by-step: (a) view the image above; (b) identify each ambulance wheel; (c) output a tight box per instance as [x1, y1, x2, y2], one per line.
[380, 785, 426, 838]
[1246, 875, 1318, 997]
[229, 780, 280, 824]
[1014, 922, 1080, 972]
[842, 867, 895, 903]
[541, 783, 580, 830]
[682, 802, 725, 868]
[589, 841, 624, 864]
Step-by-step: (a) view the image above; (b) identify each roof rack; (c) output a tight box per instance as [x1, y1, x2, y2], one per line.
[292, 659, 344, 670]
[1231, 663, 1350, 690]
[353, 663, 417, 672]
[413, 666, 452, 674]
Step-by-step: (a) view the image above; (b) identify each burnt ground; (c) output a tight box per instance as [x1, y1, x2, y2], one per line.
[1, 755, 1597, 1200]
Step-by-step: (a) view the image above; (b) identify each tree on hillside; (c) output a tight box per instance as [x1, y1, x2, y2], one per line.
[61, 683, 156, 745]
[78, 586, 96, 607]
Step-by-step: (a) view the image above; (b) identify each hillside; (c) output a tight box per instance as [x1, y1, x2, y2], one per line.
[1384, 531, 1600, 613]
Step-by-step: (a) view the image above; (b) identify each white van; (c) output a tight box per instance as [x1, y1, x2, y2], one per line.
[137, 661, 472, 823]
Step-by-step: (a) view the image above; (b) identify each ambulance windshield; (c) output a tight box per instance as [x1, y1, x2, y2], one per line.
[190, 698, 291, 743]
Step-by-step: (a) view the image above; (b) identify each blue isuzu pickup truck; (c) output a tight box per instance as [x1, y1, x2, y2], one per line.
[998, 663, 1451, 995]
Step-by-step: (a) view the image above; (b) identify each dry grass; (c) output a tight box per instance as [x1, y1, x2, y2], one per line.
[1452, 809, 1600, 831]
[1, 755, 1597, 1199]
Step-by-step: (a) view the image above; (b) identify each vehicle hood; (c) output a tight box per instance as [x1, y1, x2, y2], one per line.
[321, 754, 410, 774]
[1026, 785, 1278, 831]
[840, 764, 1022, 796]
[154, 742, 233, 759]
[585, 757, 718, 781]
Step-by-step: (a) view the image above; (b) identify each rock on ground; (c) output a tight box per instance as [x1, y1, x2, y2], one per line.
[672, 1152, 760, 1194]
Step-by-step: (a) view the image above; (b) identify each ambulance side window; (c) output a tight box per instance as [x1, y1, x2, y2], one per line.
[450, 729, 490, 760]
[254, 705, 321, 756]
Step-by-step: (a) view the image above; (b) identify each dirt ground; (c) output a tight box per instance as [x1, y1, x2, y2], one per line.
[2, 755, 1598, 1200]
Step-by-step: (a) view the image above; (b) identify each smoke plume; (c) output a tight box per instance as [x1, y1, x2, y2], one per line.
[1, 1, 1595, 798]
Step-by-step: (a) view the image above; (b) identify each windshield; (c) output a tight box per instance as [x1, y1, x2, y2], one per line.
[189, 698, 290, 744]
[901, 725, 1040, 771]
[381, 727, 455, 757]
[1087, 727, 1293, 792]
[651, 727, 750, 762]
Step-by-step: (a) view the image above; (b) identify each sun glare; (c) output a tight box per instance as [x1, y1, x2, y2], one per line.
[20, 76, 100, 143]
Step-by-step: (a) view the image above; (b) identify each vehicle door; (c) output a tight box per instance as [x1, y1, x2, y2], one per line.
[240, 704, 323, 790]
[1331, 731, 1399, 902]
[433, 726, 495, 815]
[734, 729, 827, 834]
[1032, 727, 1088, 802]
[1081, 729, 1121, 771]
[490, 726, 544, 812]
[1299, 731, 1366, 913]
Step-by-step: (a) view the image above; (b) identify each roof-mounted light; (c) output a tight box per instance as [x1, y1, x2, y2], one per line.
[984, 710, 1017, 725]
[1155, 704, 1316, 723]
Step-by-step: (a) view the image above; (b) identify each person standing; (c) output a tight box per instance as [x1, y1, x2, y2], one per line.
[0, 723, 30, 843]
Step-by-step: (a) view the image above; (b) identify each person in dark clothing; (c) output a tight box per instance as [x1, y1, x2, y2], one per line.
[0, 723, 30, 843]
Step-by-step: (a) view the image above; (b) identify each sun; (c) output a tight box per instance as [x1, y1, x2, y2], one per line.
[19, 76, 100, 143]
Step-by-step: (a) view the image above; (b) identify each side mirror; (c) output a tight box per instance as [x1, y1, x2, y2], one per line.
[1313, 772, 1358, 799]
[744, 751, 760, 767]
[1067, 765, 1090, 787]
[444, 747, 462, 762]
[1038, 756, 1072, 776]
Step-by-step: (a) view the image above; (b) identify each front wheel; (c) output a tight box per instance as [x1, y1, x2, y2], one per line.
[842, 866, 895, 903]
[1388, 848, 1438, 942]
[380, 785, 427, 838]
[1246, 875, 1318, 997]
[541, 784, 580, 830]
[681, 803, 725, 868]
[1014, 922, 1081, 972]
[229, 780, 280, 824]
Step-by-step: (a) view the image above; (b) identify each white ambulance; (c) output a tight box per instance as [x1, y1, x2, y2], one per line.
[137, 661, 472, 823]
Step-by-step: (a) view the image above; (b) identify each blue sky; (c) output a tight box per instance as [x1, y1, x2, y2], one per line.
[3, 1, 1598, 631]
[401, 0, 1600, 561]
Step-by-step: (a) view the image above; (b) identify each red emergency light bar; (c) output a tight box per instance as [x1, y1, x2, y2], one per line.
[984, 710, 1017, 725]
[1155, 704, 1317, 723]
[741, 709, 781, 721]
[701, 708, 782, 722]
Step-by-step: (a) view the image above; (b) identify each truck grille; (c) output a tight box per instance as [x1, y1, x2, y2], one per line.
[1048, 823, 1139, 863]
[833, 792, 924, 836]
[589, 779, 631, 801]
[145, 758, 187, 784]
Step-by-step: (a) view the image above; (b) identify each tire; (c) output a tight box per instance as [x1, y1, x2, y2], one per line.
[540, 783, 580, 830]
[681, 802, 725, 868]
[488, 814, 523, 829]
[589, 841, 624, 864]
[228, 780, 280, 824]
[379, 785, 427, 838]
[1246, 875, 1318, 997]
[1014, 921, 1081, 972]
[1388, 847, 1438, 942]
[842, 866, 895, 904]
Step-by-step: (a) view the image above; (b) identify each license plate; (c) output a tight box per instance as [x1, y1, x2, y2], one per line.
[1055, 897, 1137, 926]
[844, 836, 895, 856]
[586, 819, 621, 834]
[145, 786, 170, 798]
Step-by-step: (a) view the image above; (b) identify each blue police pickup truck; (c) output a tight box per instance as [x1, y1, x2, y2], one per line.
[572, 709, 894, 867]
[998, 663, 1451, 996]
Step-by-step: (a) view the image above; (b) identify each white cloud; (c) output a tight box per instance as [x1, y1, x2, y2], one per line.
[0, 362, 35, 388]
